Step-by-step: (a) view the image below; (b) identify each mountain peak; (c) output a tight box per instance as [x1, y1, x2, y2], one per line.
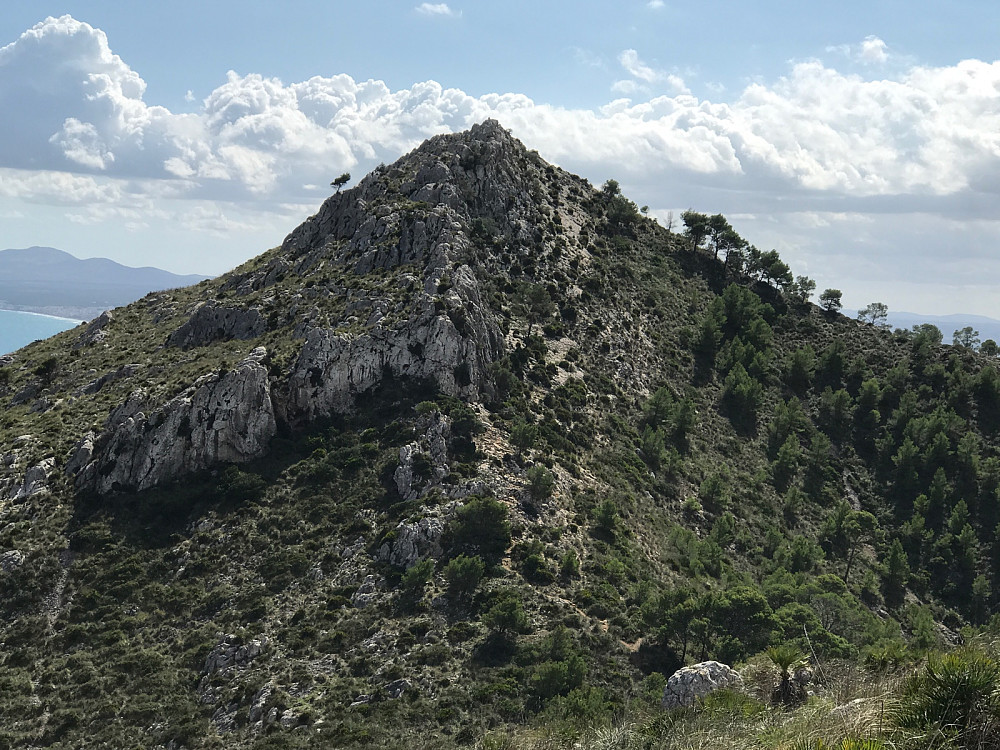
[4, 121, 989, 749]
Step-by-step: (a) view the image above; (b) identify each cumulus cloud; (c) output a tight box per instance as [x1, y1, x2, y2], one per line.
[613, 50, 688, 96]
[828, 35, 891, 65]
[860, 36, 889, 64]
[7, 16, 1000, 310]
[415, 3, 457, 17]
[6, 15, 1000, 209]
[0, 168, 125, 205]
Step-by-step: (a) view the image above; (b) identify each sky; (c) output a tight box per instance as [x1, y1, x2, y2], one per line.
[2, 3, 1000, 316]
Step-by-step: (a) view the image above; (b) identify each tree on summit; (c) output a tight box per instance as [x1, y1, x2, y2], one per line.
[786, 275, 816, 306]
[681, 210, 710, 252]
[331, 172, 351, 192]
[602, 179, 640, 233]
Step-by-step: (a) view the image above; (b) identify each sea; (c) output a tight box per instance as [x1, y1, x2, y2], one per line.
[0, 309, 83, 356]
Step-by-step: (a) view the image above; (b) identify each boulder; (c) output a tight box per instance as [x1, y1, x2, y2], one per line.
[202, 633, 269, 676]
[210, 702, 239, 733]
[0, 457, 56, 502]
[248, 684, 272, 724]
[662, 661, 744, 709]
[385, 679, 411, 699]
[0, 550, 25, 572]
[352, 574, 380, 608]
[80, 363, 142, 395]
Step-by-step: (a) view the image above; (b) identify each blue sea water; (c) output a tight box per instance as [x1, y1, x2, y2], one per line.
[0, 309, 82, 355]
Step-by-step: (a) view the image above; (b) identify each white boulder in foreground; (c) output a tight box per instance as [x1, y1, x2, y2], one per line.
[662, 660, 743, 709]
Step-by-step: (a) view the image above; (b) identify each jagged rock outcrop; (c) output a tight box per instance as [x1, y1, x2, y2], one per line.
[282, 258, 501, 424]
[166, 300, 267, 349]
[76, 347, 276, 493]
[74, 310, 113, 348]
[0, 453, 55, 503]
[377, 515, 446, 569]
[80, 363, 141, 395]
[394, 412, 452, 501]
[661, 661, 744, 709]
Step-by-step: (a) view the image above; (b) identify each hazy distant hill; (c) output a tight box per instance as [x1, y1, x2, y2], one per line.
[0, 246, 210, 319]
[844, 308, 1000, 344]
[886, 310, 1000, 344]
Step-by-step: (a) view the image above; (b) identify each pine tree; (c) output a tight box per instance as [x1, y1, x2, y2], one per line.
[883, 538, 909, 607]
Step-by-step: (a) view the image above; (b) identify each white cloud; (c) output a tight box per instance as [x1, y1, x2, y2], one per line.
[615, 50, 688, 95]
[572, 47, 606, 69]
[860, 36, 889, 64]
[0, 168, 124, 205]
[828, 36, 891, 65]
[647, 0, 665, 8]
[619, 49, 662, 84]
[7, 16, 1000, 311]
[6, 15, 1000, 208]
[611, 79, 641, 95]
[415, 3, 457, 17]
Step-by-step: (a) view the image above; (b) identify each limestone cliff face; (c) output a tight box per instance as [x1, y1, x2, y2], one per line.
[284, 262, 500, 423]
[59, 120, 542, 495]
[74, 348, 276, 493]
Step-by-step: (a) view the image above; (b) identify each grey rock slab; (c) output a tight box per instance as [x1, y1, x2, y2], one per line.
[79, 348, 277, 494]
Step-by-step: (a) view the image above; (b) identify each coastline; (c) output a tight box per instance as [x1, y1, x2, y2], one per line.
[0, 308, 84, 324]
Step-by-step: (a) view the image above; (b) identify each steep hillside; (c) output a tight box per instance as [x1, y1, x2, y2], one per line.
[1, 120, 998, 748]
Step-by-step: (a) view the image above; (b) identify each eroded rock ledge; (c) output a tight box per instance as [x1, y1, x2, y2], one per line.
[72, 347, 277, 494]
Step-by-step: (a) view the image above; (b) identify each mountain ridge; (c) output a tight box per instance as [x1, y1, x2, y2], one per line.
[0, 245, 211, 319]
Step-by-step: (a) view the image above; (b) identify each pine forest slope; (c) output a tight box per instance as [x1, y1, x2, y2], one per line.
[1, 120, 999, 748]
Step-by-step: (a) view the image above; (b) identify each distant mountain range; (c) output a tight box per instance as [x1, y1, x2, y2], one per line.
[0, 246, 210, 319]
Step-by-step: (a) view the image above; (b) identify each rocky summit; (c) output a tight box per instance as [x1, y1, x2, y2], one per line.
[3, 120, 1000, 748]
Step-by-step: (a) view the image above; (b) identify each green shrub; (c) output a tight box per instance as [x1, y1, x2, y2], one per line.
[592, 499, 619, 536]
[443, 555, 485, 603]
[559, 550, 580, 579]
[529, 655, 587, 707]
[483, 594, 530, 638]
[899, 648, 1000, 746]
[510, 419, 538, 452]
[448, 496, 511, 565]
[526, 465, 555, 500]
[216, 465, 267, 503]
[766, 643, 806, 705]
[399, 558, 434, 603]
[722, 364, 764, 426]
